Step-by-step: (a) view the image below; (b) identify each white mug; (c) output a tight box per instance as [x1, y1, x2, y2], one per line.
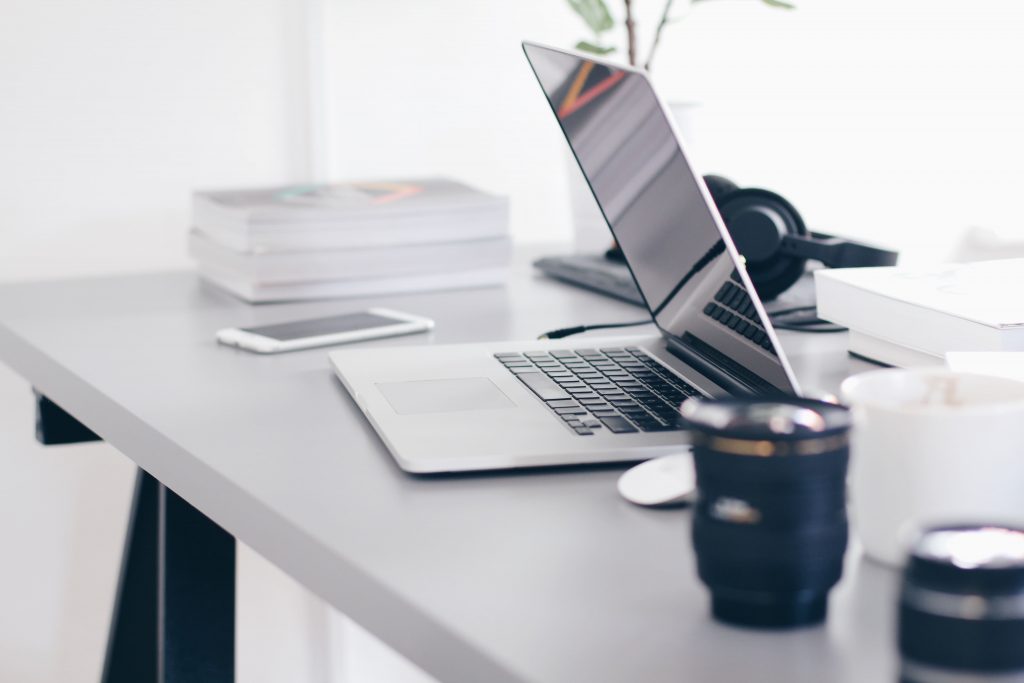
[840, 368, 1024, 566]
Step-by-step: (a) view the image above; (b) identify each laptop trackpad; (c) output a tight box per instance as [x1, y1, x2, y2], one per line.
[377, 378, 514, 415]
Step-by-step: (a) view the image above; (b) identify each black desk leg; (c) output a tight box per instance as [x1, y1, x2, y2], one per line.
[33, 390, 100, 445]
[158, 483, 236, 683]
[100, 470, 236, 683]
[33, 392, 236, 682]
[101, 470, 159, 683]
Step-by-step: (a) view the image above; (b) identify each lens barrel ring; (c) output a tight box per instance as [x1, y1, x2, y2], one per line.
[691, 433, 849, 457]
[900, 526, 1024, 675]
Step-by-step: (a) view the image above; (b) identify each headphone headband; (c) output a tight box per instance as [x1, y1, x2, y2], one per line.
[781, 232, 898, 269]
[702, 175, 899, 300]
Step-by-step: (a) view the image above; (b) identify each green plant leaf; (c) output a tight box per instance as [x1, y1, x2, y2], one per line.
[567, 0, 615, 34]
[575, 40, 616, 55]
[760, 0, 796, 8]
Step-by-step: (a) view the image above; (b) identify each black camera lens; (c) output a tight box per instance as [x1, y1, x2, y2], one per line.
[680, 397, 851, 628]
[900, 526, 1024, 682]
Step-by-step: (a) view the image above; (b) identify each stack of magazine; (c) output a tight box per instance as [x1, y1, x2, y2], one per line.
[189, 178, 510, 302]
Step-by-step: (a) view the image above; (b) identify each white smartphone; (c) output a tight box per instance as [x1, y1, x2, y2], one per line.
[216, 308, 434, 354]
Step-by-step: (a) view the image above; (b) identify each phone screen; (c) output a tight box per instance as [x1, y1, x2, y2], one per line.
[241, 312, 404, 341]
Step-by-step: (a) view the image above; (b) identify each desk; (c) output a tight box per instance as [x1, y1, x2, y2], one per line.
[0, 251, 891, 683]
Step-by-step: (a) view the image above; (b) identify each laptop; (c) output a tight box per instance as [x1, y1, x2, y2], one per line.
[328, 42, 800, 473]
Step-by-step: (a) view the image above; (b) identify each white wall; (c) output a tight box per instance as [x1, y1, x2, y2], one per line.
[6, 0, 1024, 277]
[0, 0, 306, 281]
[324, 0, 584, 245]
[647, 0, 1024, 261]
[326, 0, 1024, 259]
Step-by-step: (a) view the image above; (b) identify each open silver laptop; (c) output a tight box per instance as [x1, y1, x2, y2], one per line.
[329, 42, 800, 473]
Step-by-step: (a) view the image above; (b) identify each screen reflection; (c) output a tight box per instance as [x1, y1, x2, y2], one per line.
[524, 43, 796, 395]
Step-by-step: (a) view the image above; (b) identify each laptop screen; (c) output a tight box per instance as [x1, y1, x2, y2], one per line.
[524, 42, 797, 395]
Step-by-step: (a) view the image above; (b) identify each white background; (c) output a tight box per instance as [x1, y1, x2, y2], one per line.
[2, 1, 1024, 681]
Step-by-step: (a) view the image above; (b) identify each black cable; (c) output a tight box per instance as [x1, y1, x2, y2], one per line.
[771, 323, 846, 333]
[769, 305, 847, 333]
[780, 319, 843, 328]
[538, 306, 846, 340]
[768, 305, 818, 317]
[538, 319, 653, 340]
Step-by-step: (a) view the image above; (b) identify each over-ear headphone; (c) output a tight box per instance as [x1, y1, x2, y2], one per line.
[702, 175, 898, 301]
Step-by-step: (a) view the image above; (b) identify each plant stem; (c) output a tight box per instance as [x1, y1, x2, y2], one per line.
[644, 0, 677, 71]
[623, 0, 637, 66]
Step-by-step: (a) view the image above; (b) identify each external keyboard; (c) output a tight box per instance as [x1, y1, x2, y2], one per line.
[495, 347, 702, 436]
[533, 255, 645, 306]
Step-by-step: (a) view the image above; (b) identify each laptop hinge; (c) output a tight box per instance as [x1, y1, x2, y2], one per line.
[665, 333, 785, 397]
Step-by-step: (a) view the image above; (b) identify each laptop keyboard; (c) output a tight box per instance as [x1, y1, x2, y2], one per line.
[702, 270, 777, 355]
[495, 347, 702, 436]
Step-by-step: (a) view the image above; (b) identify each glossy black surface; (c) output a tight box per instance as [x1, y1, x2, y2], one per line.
[240, 312, 401, 341]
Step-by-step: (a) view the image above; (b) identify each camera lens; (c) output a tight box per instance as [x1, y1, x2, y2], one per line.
[900, 526, 1024, 682]
[680, 398, 851, 628]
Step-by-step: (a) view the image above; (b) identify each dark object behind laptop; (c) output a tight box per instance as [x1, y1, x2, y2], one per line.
[534, 253, 644, 306]
[539, 175, 898, 303]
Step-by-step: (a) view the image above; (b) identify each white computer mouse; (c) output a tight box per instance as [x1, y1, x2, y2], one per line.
[617, 451, 696, 508]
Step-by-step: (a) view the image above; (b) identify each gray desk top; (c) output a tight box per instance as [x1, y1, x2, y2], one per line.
[0, 252, 891, 683]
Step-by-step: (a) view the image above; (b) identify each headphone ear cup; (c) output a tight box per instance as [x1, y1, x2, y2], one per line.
[702, 175, 740, 208]
[716, 188, 807, 301]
